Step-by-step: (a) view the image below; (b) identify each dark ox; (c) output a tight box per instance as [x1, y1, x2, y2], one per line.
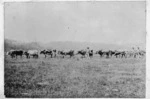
[96, 50, 104, 57]
[77, 50, 87, 58]
[88, 50, 93, 58]
[65, 50, 74, 58]
[9, 50, 24, 58]
[96, 50, 114, 58]
[96, 50, 125, 58]
[40, 50, 53, 58]
[114, 51, 126, 58]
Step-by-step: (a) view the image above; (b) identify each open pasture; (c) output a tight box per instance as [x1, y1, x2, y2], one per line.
[4, 56, 145, 98]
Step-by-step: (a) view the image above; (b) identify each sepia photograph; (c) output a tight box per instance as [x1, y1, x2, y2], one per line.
[4, 1, 146, 98]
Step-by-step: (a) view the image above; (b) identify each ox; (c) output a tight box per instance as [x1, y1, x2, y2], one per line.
[96, 50, 104, 57]
[40, 50, 53, 58]
[114, 51, 126, 58]
[77, 50, 87, 58]
[65, 50, 74, 58]
[58, 50, 74, 58]
[8, 50, 24, 58]
[24, 50, 39, 58]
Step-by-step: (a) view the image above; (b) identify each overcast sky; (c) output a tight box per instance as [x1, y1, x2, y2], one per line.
[4, 1, 146, 45]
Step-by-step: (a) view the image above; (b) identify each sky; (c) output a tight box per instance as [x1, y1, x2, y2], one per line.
[4, 1, 146, 45]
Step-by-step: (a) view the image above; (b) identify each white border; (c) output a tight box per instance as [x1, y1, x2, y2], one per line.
[0, 0, 4, 98]
[1, 0, 147, 1]
[0, 0, 149, 99]
[146, 0, 150, 98]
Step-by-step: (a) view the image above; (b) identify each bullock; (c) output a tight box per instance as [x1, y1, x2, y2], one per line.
[108, 50, 116, 57]
[103, 51, 110, 58]
[77, 50, 87, 58]
[138, 50, 146, 57]
[120, 51, 126, 58]
[65, 50, 74, 58]
[133, 51, 145, 58]
[24, 50, 39, 58]
[96, 50, 116, 58]
[96, 50, 104, 57]
[114, 51, 121, 58]
[40, 50, 53, 58]
[126, 50, 139, 58]
[114, 51, 126, 58]
[136, 48, 146, 58]
[9, 50, 24, 58]
[58, 50, 66, 58]
[58, 50, 74, 58]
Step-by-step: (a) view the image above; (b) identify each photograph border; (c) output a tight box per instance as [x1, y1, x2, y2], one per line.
[0, 0, 149, 98]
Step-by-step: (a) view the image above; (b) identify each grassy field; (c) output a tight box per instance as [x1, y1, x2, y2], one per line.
[4, 55, 145, 98]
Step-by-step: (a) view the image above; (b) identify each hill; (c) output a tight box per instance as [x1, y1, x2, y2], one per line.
[4, 39, 145, 51]
[4, 39, 42, 51]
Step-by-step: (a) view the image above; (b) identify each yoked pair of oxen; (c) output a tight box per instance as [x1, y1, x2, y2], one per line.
[6, 49, 145, 59]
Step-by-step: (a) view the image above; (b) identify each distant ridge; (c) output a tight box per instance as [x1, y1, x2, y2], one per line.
[4, 39, 42, 51]
[4, 39, 145, 51]
[41, 41, 146, 51]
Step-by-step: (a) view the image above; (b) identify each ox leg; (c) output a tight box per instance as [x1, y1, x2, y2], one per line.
[27, 55, 29, 59]
[37, 55, 39, 58]
[35, 55, 37, 58]
[106, 55, 109, 58]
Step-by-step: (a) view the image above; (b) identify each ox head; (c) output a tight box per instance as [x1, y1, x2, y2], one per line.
[40, 50, 46, 54]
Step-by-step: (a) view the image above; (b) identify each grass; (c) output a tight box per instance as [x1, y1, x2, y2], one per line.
[4, 55, 145, 98]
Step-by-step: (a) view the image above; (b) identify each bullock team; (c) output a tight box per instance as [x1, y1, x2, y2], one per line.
[6, 47, 145, 59]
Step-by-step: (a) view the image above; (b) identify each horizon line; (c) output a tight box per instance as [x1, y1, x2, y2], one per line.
[4, 38, 145, 45]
